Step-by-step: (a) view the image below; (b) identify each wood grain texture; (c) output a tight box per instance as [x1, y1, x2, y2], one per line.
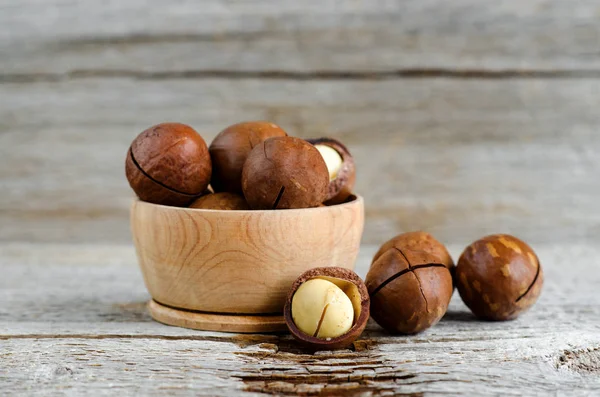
[1, 1, 599, 394]
[148, 300, 287, 334]
[1, 243, 600, 396]
[1, 0, 600, 75]
[131, 197, 363, 314]
[1, 78, 599, 245]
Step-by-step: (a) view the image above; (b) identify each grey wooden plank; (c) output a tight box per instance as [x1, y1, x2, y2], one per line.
[1, 78, 599, 245]
[1, 0, 600, 74]
[3, 336, 598, 396]
[1, 243, 599, 396]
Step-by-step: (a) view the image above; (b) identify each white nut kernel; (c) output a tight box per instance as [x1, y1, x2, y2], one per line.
[291, 278, 354, 339]
[315, 144, 343, 181]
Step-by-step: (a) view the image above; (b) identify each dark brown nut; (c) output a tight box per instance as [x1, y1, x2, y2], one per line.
[372, 231, 455, 273]
[241, 136, 329, 209]
[366, 248, 453, 334]
[189, 192, 250, 210]
[456, 234, 543, 321]
[125, 123, 212, 207]
[307, 138, 356, 205]
[209, 121, 288, 194]
[284, 267, 370, 351]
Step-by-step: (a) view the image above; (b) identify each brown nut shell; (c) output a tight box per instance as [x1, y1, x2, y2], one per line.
[372, 231, 454, 272]
[188, 192, 250, 210]
[125, 123, 211, 207]
[366, 248, 453, 334]
[307, 138, 356, 205]
[284, 267, 370, 351]
[209, 121, 288, 194]
[456, 234, 543, 321]
[241, 136, 329, 209]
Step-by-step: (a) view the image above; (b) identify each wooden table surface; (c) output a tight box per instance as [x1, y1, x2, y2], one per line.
[1, 1, 600, 395]
[2, 244, 600, 396]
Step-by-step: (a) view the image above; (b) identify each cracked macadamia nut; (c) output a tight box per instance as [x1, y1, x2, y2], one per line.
[125, 123, 212, 207]
[291, 279, 354, 339]
[284, 267, 370, 350]
[188, 192, 250, 210]
[241, 136, 329, 209]
[308, 138, 356, 205]
[209, 121, 287, 194]
[456, 234, 543, 321]
[373, 231, 455, 274]
[366, 247, 453, 334]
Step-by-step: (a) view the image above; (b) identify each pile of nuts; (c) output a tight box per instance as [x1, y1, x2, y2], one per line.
[125, 121, 356, 210]
[125, 121, 544, 351]
[284, 232, 543, 350]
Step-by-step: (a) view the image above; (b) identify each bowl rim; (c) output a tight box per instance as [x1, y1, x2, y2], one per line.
[132, 194, 363, 214]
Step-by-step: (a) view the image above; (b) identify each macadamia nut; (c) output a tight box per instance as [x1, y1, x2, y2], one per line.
[456, 234, 543, 321]
[242, 136, 329, 209]
[291, 278, 354, 339]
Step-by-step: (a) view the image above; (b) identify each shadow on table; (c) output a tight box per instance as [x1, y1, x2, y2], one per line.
[441, 310, 478, 322]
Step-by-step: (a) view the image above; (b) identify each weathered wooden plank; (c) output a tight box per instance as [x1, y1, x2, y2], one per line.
[1, 78, 599, 245]
[1, 0, 600, 74]
[3, 335, 598, 396]
[1, 244, 599, 396]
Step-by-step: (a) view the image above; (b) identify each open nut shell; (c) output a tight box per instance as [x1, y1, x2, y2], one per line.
[307, 138, 356, 206]
[284, 267, 370, 351]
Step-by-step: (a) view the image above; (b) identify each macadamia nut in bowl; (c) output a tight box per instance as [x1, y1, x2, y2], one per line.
[242, 136, 329, 210]
[125, 123, 212, 207]
[209, 121, 288, 194]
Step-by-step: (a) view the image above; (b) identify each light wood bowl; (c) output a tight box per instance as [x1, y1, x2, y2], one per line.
[131, 195, 364, 333]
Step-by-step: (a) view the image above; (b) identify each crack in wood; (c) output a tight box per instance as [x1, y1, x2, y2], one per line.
[237, 353, 386, 367]
[0, 333, 277, 346]
[556, 347, 600, 375]
[55, 32, 272, 47]
[238, 372, 416, 383]
[238, 370, 418, 396]
[3, 69, 600, 84]
[231, 337, 413, 395]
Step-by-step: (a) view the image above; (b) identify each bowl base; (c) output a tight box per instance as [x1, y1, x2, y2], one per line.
[148, 300, 287, 334]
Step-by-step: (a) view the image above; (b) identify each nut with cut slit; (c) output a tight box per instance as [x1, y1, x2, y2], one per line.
[366, 247, 453, 334]
[284, 267, 370, 350]
[209, 121, 288, 194]
[456, 234, 543, 321]
[241, 136, 329, 209]
[307, 138, 356, 205]
[372, 231, 454, 271]
[125, 123, 212, 207]
[372, 231, 455, 285]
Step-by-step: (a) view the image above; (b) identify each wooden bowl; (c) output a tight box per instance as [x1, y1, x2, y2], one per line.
[131, 195, 364, 333]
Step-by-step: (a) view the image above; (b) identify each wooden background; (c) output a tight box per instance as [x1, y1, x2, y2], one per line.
[2, 0, 599, 246]
[2, 2, 600, 395]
